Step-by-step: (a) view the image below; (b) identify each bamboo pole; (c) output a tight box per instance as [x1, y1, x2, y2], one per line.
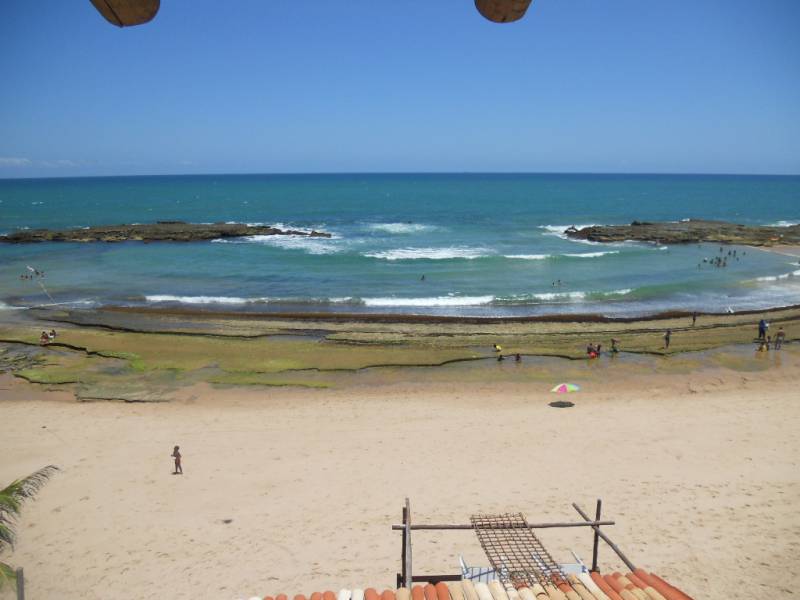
[16, 568, 24, 600]
[591, 499, 602, 572]
[392, 520, 614, 531]
[404, 498, 412, 589]
[572, 503, 636, 572]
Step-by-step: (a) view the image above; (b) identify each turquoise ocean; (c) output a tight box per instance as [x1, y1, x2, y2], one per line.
[1, 174, 799, 317]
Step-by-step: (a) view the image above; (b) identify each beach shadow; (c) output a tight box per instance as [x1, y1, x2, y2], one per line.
[548, 400, 575, 408]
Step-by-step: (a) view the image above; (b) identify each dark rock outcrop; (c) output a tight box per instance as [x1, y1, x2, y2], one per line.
[0, 222, 331, 243]
[564, 219, 800, 246]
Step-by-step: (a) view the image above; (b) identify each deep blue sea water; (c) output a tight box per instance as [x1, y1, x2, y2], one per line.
[1, 173, 799, 317]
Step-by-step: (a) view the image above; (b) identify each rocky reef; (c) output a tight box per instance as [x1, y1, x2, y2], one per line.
[564, 219, 800, 246]
[0, 221, 331, 243]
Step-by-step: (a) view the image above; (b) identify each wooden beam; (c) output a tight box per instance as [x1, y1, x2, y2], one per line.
[591, 499, 602, 572]
[404, 497, 412, 589]
[391, 520, 615, 531]
[16, 568, 24, 600]
[410, 575, 463, 583]
[400, 503, 407, 587]
[572, 503, 637, 572]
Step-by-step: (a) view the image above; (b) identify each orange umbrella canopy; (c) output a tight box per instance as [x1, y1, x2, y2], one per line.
[88, 0, 532, 28]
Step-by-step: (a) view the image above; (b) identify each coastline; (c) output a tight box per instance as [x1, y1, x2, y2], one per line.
[61, 298, 800, 324]
[1, 303, 797, 402]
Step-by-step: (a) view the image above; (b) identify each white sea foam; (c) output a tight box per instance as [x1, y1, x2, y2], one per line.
[505, 251, 619, 260]
[146, 295, 253, 305]
[531, 291, 587, 301]
[769, 220, 800, 227]
[366, 222, 438, 234]
[500, 288, 633, 303]
[364, 247, 488, 260]
[362, 295, 494, 307]
[563, 251, 620, 258]
[540, 224, 600, 235]
[32, 300, 97, 308]
[212, 234, 341, 255]
[539, 224, 608, 245]
[0, 301, 25, 310]
[751, 269, 800, 283]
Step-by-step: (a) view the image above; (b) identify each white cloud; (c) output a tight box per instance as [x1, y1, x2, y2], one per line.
[0, 157, 32, 167]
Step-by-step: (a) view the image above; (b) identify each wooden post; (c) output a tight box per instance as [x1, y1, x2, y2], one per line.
[16, 568, 24, 600]
[591, 499, 602, 572]
[404, 497, 412, 589]
[400, 503, 408, 588]
[573, 503, 637, 572]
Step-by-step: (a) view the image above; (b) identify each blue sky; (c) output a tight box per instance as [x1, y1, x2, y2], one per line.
[1, 1, 799, 177]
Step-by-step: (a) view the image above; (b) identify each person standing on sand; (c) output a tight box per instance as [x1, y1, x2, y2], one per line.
[692, 312, 697, 327]
[775, 327, 785, 350]
[663, 329, 671, 350]
[758, 319, 768, 340]
[171, 445, 183, 475]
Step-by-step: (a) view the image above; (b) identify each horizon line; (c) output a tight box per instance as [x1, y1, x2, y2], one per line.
[2, 169, 800, 182]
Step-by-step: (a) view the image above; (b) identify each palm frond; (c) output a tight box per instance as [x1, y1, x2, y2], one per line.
[0, 465, 59, 552]
[0, 465, 59, 507]
[0, 561, 17, 592]
[0, 523, 13, 548]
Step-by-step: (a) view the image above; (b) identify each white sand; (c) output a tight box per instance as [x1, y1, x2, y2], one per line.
[1, 356, 799, 600]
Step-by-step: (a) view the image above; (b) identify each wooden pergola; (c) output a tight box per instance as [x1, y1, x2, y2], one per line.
[392, 498, 637, 588]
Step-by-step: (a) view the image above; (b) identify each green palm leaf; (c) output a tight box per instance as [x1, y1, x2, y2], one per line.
[0, 562, 16, 591]
[0, 465, 58, 592]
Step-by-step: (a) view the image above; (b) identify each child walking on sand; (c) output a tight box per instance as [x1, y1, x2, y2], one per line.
[171, 445, 183, 474]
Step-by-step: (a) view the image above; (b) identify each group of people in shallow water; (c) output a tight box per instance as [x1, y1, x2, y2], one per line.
[586, 339, 622, 358]
[757, 318, 786, 351]
[699, 247, 744, 270]
[38, 329, 57, 345]
[20, 269, 45, 280]
[492, 344, 521, 362]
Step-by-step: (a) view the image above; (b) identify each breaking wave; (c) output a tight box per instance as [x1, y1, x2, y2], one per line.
[750, 269, 800, 283]
[212, 234, 342, 255]
[366, 222, 439, 234]
[364, 247, 488, 260]
[362, 295, 494, 307]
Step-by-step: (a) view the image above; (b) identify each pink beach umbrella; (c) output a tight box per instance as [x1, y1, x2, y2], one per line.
[551, 383, 580, 393]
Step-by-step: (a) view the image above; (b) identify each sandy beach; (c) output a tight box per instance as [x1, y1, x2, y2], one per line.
[1, 323, 798, 599]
